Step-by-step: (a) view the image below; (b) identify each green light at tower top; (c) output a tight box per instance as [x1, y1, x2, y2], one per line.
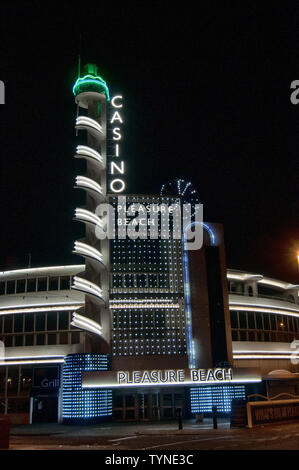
[73, 63, 110, 100]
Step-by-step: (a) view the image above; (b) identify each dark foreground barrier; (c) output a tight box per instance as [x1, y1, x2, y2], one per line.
[0, 416, 10, 449]
[230, 399, 247, 427]
[247, 399, 299, 428]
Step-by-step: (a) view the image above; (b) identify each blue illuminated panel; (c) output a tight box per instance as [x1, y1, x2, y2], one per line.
[62, 354, 112, 423]
[190, 385, 246, 413]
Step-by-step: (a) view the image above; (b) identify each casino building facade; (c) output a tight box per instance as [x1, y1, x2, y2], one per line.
[0, 65, 298, 424]
[0, 264, 299, 423]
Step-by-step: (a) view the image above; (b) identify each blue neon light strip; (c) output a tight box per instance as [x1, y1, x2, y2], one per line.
[183, 222, 216, 246]
[183, 246, 194, 368]
[183, 223, 216, 368]
[202, 223, 216, 245]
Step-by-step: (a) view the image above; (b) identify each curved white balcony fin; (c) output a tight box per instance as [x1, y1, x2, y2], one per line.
[75, 116, 103, 138]
[75, 145, 105, 168]
[71, 311, 103, 337]
[73, 241, 105, 266]
[74, 208, 104, 230]
[71, 276, 104, 302]
[75, 176, 104, 200]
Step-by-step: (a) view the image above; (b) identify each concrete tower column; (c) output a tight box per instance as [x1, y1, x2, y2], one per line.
[71, 64, 111, 353]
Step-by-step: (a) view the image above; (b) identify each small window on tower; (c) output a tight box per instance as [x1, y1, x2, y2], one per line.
[60, 276, 70, 290]
[59, 311, 69, 330]
[27, 278, 36, 293]
[6, 281, 15, 294]
[4, 315, 13, 333]
[49, 277, 59, 290]
[14, 314, 23, 333]
[35, 313, 45, 331]
[16, 279, 26, 293]
[230, 311, 238, 329]
[47, 312, 57, 331]
[37, 278, 47, 292]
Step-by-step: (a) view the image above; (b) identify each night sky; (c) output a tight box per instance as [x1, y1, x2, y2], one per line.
[0, 2, 298, 283]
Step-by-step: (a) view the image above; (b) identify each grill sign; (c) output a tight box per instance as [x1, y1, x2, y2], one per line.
[33, 367, 60, 389]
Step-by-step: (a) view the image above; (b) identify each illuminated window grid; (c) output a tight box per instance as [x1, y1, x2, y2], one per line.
[62, 354, 112, 420]
[111, 304, 187, 356]
[110, 201, 184, 292]
[109, 195, 186, 356]
[0, 275, 72, 296]
[0, 310, 82, 347]
[190, 385, 246, 413]
[230, 310, 299, 343]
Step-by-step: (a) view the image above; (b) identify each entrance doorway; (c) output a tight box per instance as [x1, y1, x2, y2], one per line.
[113, 390, 185, 421]
[31, 396, 58, 423]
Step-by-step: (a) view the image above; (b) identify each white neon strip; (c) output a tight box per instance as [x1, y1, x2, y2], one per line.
[227, 273, 246, 281]
[0, 304, 83, 315]
[72, 312, 102, 331]
[235, 349, 296, 354]
[233, 354, 297, 359]
[230, 304, 299, 316]
[110, 304, 180, 309]
[0, 359, 65, 366]
[75, 176, 103, 197]
[4, 355, 65, 360]
[73, 317, 102, 332]
[109, 299, 177, 303]
[82, 378, 262, 389]
[258, 279, 295, 290]
[227, 273, 263, 281]
[76, 145, 104, 165]
[73, 276, 103, 294]
[227, 271, 298, 290]
[71, 319, 103, 337]
[74, 208, 104, 229]
[72, 276, 104, 300]
[74, 241, 104, 265]
[71, 319, 100, 336]
[0, 265, 84, 278]
[76, 116, 103, 134]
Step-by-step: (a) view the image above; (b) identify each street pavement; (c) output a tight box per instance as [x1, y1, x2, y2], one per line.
[5, 418, 299, 450]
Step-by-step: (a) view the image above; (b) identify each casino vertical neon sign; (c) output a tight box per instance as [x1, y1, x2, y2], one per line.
[109, 95, 125, 193]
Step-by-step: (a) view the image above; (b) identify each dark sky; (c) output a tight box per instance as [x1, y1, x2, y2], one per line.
[0, 1, 299, 282]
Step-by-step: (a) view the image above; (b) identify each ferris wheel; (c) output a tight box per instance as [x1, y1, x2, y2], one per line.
[160, 178, 201, 217]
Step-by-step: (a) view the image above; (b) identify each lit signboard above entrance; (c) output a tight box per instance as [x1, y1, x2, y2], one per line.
[32, 366, 60, 389]
[82, 367, 261, 389]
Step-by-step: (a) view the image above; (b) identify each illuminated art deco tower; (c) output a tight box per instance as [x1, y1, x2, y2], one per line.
[71, 64, 110, 353]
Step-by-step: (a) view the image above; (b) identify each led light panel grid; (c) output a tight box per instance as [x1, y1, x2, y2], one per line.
[62, 354, 112, 419]
[190, 385, 246, 413]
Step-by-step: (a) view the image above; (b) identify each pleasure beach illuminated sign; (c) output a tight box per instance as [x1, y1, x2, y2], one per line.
[109, 95, 125, 193]
[117, 368, 233, 384]
[82, 367, 261, 389]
